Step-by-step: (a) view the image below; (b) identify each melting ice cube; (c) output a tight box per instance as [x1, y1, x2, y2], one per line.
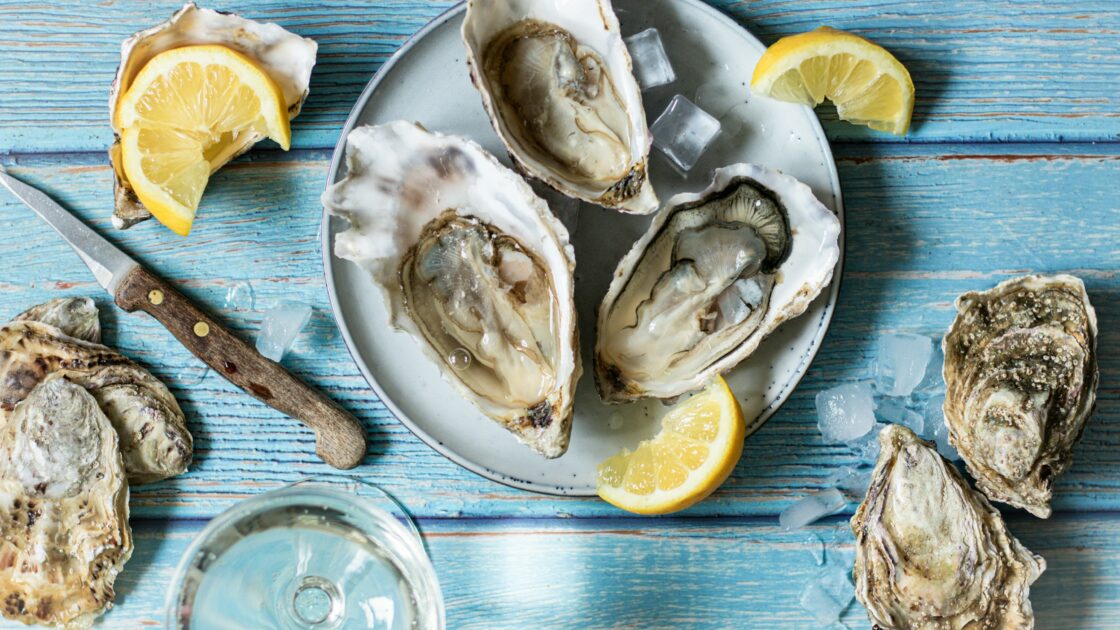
[874, 395, 925, 435]
[828, 466, 873, 498]
[224, 282, 255, 311]
[816, 382, 876, 444]
[256, 301, 312, 362]
[780, 487, 846, 530]
[800, 567, 855, 626]
[651, 95, 721, 173]
[850, 422, 887, 464]
[875, 333, 934, 396]
[804, 533, 825, 565]
[624, 28, 676, 89]
[924, 394, 960, 460]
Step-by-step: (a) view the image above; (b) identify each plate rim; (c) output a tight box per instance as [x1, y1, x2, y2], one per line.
[319, 0, 846, 497]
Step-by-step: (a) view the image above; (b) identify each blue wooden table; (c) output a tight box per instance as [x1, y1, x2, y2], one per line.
[2, 1, 1119, 627]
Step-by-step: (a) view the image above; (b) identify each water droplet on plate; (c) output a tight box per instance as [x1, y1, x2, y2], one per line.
[448, 348, 471, 370]
[607, 412, 624, 430]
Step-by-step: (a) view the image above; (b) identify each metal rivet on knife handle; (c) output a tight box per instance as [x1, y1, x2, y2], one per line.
[193, 321, 210, 337]
[148, 289, 164, 305]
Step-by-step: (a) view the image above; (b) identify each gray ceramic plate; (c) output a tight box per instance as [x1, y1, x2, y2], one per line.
[321, 0, 844, 496]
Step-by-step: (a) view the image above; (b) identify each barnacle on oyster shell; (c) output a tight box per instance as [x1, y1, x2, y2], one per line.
[852, 425, 1045, 629]
[0, 300, 192, 483]
[0, 376, 132, 628]
[943, 274, 1098, 518]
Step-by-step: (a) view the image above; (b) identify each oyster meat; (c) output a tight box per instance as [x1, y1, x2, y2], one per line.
[0, 299, 192, 484]
[852, 425, 1045, 629]
[462, 0, 657, 214]
[943, 274, 1098, 518]
[0, 376, 132, 628]
[108, 2, 318, 228]
[595, 163, 841, 403]
[323, 121, 580, 458]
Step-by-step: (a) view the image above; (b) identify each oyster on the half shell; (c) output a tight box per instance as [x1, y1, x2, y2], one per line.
[595, 163, 841, 403]
[0, 376, 132, 628]
[462, 0, 658, 214]
[0, 299, 191, 484]
[943, 274, 1098, 518]
[852, 425, 1045, 630]
[323, 121, 580, 458]
[108, 2, 318, 228]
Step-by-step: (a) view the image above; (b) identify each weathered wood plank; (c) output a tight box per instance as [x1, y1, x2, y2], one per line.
[0, 0, 1117, 153]
[0, 145, 1116, 519]
[44, 514, 1120, 629]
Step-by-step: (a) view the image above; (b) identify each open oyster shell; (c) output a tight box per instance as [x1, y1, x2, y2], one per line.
[852, 425, 1045, 630]
[323, 121, 580, 458]
[0, 300, 191, 484]
[108, 2, 318, 228]
[462, 0, 658, 214]
[0, 376, 132, 628]
[594, 163, 840, 403]
[943, 274, 1098, 518]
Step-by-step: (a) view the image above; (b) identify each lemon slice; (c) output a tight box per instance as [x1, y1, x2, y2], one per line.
[751, 26, 914, 136]
[597, 377, 745, 515]
[117, 44, 291, 235]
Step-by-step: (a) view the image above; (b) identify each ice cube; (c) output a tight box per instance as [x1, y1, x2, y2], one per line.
[851, 422, 887, 464]
[804, 533, 825, 565]
[800, 567, 855, 626]
[874, 396, 925, 435]
[815, 382, 876, 444]
[828, 466, 872, 498]
[780, 488, 846, 530]
[624, 28, 675, 89]
[651, 95, 721, 173]
[875, 333, 934, 396]
[224, 282, 255, 311]
[256, 301, 312, 361]
[924, 394, 960, 460]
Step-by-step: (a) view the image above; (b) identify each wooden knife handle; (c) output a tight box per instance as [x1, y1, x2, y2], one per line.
[115, 266, 367, 470]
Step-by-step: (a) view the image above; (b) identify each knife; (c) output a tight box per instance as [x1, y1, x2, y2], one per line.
[0, 170, 367, 470]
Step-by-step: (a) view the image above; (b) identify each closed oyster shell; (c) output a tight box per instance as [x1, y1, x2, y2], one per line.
[323, 121, 580, 458]
[108, 2, 318, 228]
[943, 274, 1098, 518]
[13, 297, 101, 343]
[0, 308, 191, 484]
[852, 425, 1045, 630]
[0, 376, 132, 628]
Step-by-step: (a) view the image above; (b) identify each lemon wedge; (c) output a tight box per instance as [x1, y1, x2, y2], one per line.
[597, 377, 745, 515]
[750, 26, 914, 136]
[116, 44, 291, 235]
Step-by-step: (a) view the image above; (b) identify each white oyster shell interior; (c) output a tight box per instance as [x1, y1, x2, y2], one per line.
[595, 163, 840, 403]
[323, 121, 580, 458]
[463, 0, 657, 214]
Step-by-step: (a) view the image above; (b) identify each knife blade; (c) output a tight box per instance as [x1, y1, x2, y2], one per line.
[1, 170, 367, 470]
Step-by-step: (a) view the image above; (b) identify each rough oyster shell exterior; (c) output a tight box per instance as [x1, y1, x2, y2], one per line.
[108, 2, 318, 228]
[0, 377, 132, 628]
[943, 274, 1098, 518]
[0, 301, 191, 484]
[852, 425, 1045, 629]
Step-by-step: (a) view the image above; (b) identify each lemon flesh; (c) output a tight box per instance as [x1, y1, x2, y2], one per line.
[751, 27, 914, 136]
[597, 377, 745, 515]
[117, 44, 291, 235]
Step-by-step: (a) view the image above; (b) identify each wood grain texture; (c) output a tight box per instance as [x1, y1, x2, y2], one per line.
[0, 0, 1117, 153]
[2, 2, 1119, 628]
[93, 515, 1120, 629]
[0, 146, 1116, 520]
[115, 265, 367, 469]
